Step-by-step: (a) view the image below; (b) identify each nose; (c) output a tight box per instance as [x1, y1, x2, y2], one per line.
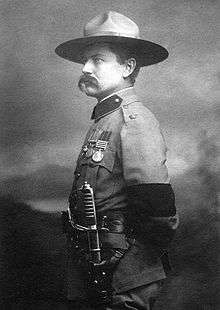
[82, 59, 93, 74]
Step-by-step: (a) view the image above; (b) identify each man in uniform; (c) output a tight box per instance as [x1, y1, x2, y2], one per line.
[56, 11, 179, 310]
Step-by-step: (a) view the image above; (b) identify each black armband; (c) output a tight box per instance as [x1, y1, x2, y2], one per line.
[127, 183, 176, 217]
[127, 183, 178, 248]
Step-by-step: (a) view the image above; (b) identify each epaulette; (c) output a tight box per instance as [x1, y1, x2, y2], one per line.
[121, 102, 139, 124]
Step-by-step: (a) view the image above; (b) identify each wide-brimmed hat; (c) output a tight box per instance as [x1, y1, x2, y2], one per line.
[55, 11, 168, 66]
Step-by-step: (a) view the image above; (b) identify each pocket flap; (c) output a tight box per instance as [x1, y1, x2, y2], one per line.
[80, 150, 115, 173]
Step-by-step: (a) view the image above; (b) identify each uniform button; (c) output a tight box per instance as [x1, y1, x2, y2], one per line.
[129, 114, 136, 119]
[115, 98, 120, 103]
[74, 172, 81, 178]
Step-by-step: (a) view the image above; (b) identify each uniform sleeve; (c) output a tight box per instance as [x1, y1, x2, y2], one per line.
[120, 106, 169, 185]
[120, 106, 178, 249]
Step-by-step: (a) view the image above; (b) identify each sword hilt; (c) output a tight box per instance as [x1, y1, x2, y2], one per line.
[80, 181, 101, 263]
[81, 182, 97, 228]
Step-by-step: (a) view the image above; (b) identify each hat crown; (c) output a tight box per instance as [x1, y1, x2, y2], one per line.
[84, 11, 140, 39]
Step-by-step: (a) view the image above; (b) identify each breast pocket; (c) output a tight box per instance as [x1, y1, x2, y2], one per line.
[96, 149, 115, 172]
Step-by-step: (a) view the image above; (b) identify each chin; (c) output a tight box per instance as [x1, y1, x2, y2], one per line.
[79, 85, 99, 98]
[83, 89, 99, 98]
[85, 92, 98, 98]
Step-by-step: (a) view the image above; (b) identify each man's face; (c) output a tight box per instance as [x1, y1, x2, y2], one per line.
[78, 44, 127, 100]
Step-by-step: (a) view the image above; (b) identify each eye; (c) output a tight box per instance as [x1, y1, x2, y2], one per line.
[93, 57, 103, 64]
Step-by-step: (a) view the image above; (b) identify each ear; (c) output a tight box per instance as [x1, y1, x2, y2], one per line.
[123, 58, 136, 78]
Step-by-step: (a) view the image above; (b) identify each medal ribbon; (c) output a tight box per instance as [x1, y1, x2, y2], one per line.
[92, 131, 112, 163]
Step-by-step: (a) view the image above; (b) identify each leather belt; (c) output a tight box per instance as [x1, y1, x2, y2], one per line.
[100, 232, 129, 250]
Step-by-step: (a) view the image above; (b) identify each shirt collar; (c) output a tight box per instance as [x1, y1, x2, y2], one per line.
[99, 87, 134, 103]
[91, 87, 138, 121]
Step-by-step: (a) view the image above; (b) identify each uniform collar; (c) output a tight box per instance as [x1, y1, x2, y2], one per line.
[91, 87, 138, 121]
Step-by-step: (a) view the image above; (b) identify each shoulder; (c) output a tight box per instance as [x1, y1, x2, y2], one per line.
[121, 100, 160, 132]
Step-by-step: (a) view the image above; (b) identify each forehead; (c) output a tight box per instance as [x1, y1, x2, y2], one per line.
[82, 43, 118, 59]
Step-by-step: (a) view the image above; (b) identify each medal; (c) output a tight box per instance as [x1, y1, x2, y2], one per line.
[96, 139, 108, 151]
[92, 149, 104, 162]
[82, 139, 97, 158]
[89, 131, 112, 163]
[91, 138, 107, 162]
[82, 145, 88, 152]
[85, 148, 94, 158]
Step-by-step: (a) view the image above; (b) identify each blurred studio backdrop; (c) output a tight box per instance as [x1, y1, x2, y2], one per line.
[0, 0, 219, 309]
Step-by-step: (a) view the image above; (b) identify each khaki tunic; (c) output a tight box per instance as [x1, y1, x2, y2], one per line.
[67, 87, 178, 299]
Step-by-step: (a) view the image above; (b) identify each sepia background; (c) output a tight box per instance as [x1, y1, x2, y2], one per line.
[1, 0, 219, 309]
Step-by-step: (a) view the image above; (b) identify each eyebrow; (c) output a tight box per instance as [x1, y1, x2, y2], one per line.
[83, 53, 106, 62]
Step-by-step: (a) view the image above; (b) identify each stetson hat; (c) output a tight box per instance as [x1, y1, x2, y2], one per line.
[55, 11, 168, 66]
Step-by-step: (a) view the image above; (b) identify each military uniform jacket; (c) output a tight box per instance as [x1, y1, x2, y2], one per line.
[67, 87, 178, 298]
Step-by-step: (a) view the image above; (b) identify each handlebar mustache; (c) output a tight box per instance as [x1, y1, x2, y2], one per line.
[78, 75, 98, 85]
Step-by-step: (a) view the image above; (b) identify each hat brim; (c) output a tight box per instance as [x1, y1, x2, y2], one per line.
[55, 36, 168, 66]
